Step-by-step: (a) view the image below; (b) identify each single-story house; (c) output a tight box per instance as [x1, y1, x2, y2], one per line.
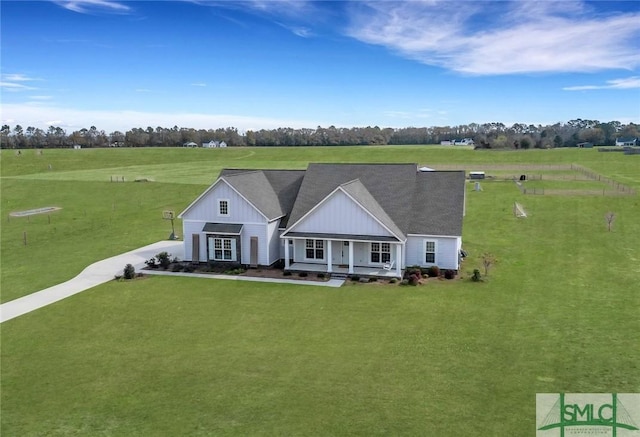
[576, 142, 593, 148]
[179, 163, 466, 278]
[183, 142, 198, 147]
[202, 141, 227, 148]
[454, 138, 474, 146]
[615, 138, 637, 147]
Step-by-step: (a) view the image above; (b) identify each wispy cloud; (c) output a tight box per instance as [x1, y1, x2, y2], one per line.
[563, 76, 640, 91]
[191, 83, 207, 87]
[3, 73, 42, 82]
[276, 22, 313, 38]
[201, 0, 320, 37]
[0, 82, 38, 92]
[346, 1, 640, 75]
[53, 0, 131, 14]
[1, 74, 41, 92]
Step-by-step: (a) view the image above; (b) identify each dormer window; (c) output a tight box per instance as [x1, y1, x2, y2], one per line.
[218, 199, 229, 216]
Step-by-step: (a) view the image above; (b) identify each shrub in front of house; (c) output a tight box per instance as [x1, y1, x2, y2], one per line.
[183, 264, 196, 273]
[145, 258, 158, 269]
[155, 251, 172, 270]
[404, 267, 422, 280]
[123, 263, 136, 280]
[408, 274, 420, 286]
[444, 269, 456, 280]
[389, 278, 397, 284]
[350, 275, 360, 282]
[399, 279, 410, 286]
[283, 271, 292, 276]
[317, 273, 325, 279]
[427, 266, 440, 278]
[171, 263, 183, 272]
[298, 272, 308, 277]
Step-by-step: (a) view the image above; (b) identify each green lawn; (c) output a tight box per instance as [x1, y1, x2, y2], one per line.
[1, 146, 639, 435]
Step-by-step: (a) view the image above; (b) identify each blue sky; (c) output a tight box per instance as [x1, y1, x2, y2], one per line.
[1, 0, 639, 133]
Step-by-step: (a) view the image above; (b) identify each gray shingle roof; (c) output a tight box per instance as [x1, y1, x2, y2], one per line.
[409, 171, 466, 236]
[218, 164, 465, 237]
[220, 169, 305, 222]
[285, 163, 464, 238]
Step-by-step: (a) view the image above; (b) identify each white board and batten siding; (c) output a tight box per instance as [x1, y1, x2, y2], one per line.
[181, 180, 277, 265]
[405, 235, 462, 270]
[181, 180, 265, 224]
[289, 190, 394, 238]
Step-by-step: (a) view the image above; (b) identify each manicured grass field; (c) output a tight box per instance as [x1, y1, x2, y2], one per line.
[1, 146, 639, 435]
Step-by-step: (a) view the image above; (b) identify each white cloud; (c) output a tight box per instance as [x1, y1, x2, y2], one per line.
[0, 82, 37, 92]
[53, 0, 131, 14]
[1, 73, 41, 92]
[563, 76, 640, 91]
[346, 1, 640, 75]
[1, 103, 317, 133]
[191, 83, 207, 87]
[3, 73, 42, 82]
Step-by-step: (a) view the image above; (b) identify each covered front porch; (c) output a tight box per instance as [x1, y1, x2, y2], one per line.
[282, 233, 405, 278]
[287, 262, 402, 278]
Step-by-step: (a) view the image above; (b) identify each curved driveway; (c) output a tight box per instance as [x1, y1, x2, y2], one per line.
[1, 240, 343, 324]
[0, 241, 183, 324]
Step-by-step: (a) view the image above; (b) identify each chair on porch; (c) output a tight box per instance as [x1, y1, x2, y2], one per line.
[382, 260, 395, 271]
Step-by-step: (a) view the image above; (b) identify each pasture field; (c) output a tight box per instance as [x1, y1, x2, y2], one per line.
[1, 146, 639, 436]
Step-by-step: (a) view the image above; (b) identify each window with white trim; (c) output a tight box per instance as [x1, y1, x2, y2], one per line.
[370, 242, 391, 263]
[218, 199, 229, 216]
[425, 240, 436, 264]
[305, 239, 324, 260]
[208, 237, 236, 261]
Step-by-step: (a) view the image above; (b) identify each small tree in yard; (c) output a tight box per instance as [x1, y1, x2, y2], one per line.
[605, 212, 615, 232]
[481, 252, 496, 277]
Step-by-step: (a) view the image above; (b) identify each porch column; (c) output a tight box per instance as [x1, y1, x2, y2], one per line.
[326, 240, 332, 273]
[395, 243, 402, 277]
[284, 238, 290, 269]
[348, 241, 354, 274]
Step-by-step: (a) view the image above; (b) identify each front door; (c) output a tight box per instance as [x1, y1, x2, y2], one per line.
[340, 241, 350, 265]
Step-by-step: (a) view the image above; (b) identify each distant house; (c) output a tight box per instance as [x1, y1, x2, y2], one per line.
[183, 142, 198, 147]
[72, 144, 82, 150]
[576, 142, 593, 148]
[440, 140, 453, 146]
[179, 163, 466, 278]
[202, 141, 228, 148]
[454, 138, 474, 146]
[615, 138, 637, 147]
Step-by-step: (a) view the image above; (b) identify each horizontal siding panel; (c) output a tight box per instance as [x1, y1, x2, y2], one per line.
[406, 236, 461, 270]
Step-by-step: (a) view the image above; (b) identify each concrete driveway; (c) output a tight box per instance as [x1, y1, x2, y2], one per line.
[0, 240, 344, 324]
[0, 240, 183, 323]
